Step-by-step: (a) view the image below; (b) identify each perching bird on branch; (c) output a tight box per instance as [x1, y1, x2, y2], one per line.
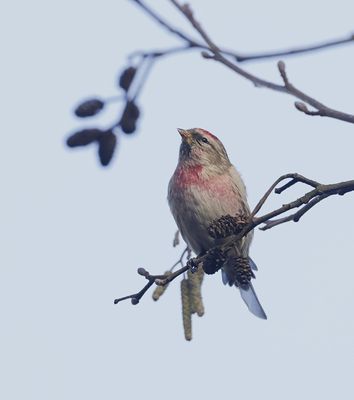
[168, 128, 267, 319]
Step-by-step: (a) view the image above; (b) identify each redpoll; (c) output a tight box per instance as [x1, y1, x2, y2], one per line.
[168, 128, 267, 319]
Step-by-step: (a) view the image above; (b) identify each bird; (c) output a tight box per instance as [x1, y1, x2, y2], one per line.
[168, 128, 267, 319]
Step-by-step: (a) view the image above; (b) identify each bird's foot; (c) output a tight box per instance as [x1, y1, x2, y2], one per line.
[187, 258, 199, 273]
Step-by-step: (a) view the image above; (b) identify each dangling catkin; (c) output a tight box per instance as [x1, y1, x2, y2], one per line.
[181, 278, 192, 341]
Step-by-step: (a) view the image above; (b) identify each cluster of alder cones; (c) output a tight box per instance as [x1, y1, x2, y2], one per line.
[66, 66, 141, 166]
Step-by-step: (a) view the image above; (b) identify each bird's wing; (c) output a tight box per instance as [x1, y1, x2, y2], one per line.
[249, 256, 258, 271]
[227, 164, 248, 205]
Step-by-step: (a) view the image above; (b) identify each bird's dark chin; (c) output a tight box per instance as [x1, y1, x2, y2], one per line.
[179, 141, 192, 158]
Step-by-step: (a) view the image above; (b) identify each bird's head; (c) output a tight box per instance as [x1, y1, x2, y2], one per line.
[177, 128, 230, 170]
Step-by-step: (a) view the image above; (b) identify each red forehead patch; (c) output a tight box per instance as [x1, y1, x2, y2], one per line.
[197, 128, 219, 142]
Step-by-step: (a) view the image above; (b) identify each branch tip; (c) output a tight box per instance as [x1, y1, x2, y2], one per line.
[114, 173, 354, 305]
[277, 60, 289, 85]
[201, 50, 214, 59]
[137, 267, 148, 277]
[181, 3, 193, 18]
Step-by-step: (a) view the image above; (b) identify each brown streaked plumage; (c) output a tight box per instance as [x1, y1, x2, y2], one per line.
[168, 128, 267, 319]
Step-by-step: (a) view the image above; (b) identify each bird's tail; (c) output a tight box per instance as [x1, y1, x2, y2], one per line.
[221, 256, 267, 320]
[239, 283, 267, 319]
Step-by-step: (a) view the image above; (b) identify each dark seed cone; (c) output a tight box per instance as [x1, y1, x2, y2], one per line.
[187, 268, 204, 317]
[98, 131, 117, 166]
[208, 213, 249, 239]
[230, 256, 255, 289]
[202, 247, 226, 275]
[120, 118, 136, 134]
[152, 271, 171, 301]
[66, 128, 103, 147]
[119, 66, 137, 91]
[74, 98, 105, 118]
[120, 101, 140, 134]
[181, 278, 192, 341]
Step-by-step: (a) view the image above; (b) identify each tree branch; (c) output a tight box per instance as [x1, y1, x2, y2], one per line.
[132, 0, 354, 63]
[68, 2, 354, 167]
[114, 173, 354, 305]
[168, 0, 354, 124]
[233, 33, 354, 62]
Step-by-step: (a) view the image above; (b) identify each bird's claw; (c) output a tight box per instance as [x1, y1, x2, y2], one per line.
[187, 258, 199, 273]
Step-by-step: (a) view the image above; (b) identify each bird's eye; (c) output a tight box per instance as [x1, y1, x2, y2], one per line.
[201, 137, 209, 144]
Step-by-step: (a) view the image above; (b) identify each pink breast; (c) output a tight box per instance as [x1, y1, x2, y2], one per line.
[173, 165, 234, 199]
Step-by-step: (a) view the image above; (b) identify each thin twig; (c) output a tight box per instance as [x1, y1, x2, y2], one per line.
[114, 265, 189, 305]
[128, 45, 195, 61]
[127, 29, 354, 66]
[169, 0, 354, 124]
[251, 173, 320, 217]
[260, 193, 331, 230]
[131, 0, 354, 63]
[130, 56, 155, 101]
[114, 245, 191, 304]
[170, 246, 190, 271]
[277, 61, 354, 123]
[233, 33, 354, 62]
[250, 180, 354, 232]
[114, 174, 354, 305]
[131, 0, 199, 45]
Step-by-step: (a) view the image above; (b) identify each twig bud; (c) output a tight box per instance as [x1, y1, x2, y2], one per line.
[137, 267, 148, 276]
[154, 278, 167, 286]
[201, 51, 214, 59]
[181, 4, 193, 19]
[152, 271, 172, 301]
[277, 60, 289, 85]
[294, 101, 309, 113]
[277, 60, 285, 71]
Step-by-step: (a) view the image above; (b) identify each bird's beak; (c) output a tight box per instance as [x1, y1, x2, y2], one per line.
[177, 128, 191, 142]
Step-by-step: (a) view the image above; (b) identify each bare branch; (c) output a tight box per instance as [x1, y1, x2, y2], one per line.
[251, 178, 354, 232]
[169, 0, 354, 124]
[251, 173, 320, 217]
[277, 62, 354, 123]
[234, 33, 354, 62]
[132, 1, 354, 62]
[114, 173, 354, 305]
[131, 0, 199, 46]
[68, 2, 354, 166]
[260, 193, 331, 230]
[114, 244, 191, 305]
[114, 263, 190, 305]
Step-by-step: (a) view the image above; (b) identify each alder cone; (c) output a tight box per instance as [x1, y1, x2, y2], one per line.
[66, 129, 103, 147]
[98, 131, 117, 166]
[74, 98, 104, 118]
[119, 66, 137, 91]
[120, 101, 140, 134]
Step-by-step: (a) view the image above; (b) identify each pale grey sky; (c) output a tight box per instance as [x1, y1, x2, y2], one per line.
[2, 1, 354, 399]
